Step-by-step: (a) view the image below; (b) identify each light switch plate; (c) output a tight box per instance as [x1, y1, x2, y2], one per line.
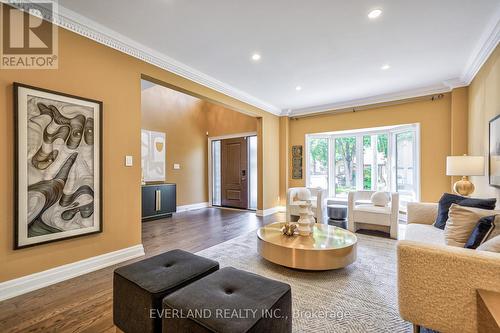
[173, 163, 180, 170]
[125, 155, 133, 167]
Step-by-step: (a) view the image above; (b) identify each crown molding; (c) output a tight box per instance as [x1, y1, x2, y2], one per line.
[5, 1, 499, 118]
[288, 82, 453, 116]
[461, 8, 500, 85]
[5, 0, 282, 115]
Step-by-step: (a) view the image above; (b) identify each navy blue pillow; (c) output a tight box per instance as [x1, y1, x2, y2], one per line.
[464, 215, 497, 249]
[433, 193, 496, 230]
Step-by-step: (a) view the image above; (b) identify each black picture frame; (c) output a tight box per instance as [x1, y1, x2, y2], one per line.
[14, 82, 103, 249]
[489, 114, 500, 188]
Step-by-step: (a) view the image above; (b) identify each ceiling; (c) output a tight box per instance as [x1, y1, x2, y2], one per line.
[53, 0, 500, 115]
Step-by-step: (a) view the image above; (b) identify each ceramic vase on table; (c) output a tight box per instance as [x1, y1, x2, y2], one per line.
[307, 202, 315, 228]
[297, 201, 313, 236]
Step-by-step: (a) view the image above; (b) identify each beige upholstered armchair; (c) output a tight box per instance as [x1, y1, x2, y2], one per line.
[286, 187, 327, 224]
[398, 202, 500, 333]
[347, 190, 399, 239]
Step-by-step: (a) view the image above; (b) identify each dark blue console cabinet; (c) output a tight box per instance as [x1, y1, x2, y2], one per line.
[141, 183, 176, 221]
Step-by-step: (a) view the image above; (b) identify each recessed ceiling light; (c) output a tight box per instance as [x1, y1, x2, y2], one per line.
[295, 86, 302, 91]
[251, 53, 261, 61]
[368, 9, 382, 19]
[381, 64, 391, 70]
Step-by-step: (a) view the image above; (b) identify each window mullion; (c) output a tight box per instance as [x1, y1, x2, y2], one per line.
[356, 135, 363, 190]
[328, 136, 335, 197]
[371, 134, 377, 191]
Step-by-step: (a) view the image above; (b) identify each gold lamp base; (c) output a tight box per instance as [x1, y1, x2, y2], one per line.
[453, 176, 475, 196]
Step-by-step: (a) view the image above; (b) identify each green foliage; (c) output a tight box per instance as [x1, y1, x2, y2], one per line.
[377, 134, 388, 155]
[310, 138, 328, 172]
[364, 166, 372, 189]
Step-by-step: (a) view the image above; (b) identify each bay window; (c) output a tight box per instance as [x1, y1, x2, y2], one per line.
[306, 124, 420, 206]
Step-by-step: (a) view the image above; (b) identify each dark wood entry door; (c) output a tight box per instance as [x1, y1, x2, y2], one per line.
[221, 137, 248, 209]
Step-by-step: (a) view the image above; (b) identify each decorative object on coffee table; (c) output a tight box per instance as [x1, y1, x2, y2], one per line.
[14, 83, 103, 249]
[281, 222, 297, 236]
[490, 114, 500, 187]
[257, 222, 357, 270]
[294, 201, 313, 236]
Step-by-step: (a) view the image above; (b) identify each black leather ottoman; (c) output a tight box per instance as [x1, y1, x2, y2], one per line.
[162, 267, 292, 333]
[113, 249, 219, 333]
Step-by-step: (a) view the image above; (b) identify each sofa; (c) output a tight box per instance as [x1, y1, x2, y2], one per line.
[397, 202, 500, 333]
[347, 190, 399, 239]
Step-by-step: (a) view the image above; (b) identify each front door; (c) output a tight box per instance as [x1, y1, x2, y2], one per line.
[221, 137, 248, 209]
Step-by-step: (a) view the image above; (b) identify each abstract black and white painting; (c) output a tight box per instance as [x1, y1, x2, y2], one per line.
[490, 114, 500, 187]
[14, 83, 102, 249]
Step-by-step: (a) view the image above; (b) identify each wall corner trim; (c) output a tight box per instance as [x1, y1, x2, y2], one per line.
[0, 244, 145, 302]
[461, 10, 500, 85]
[176, 202, 210, 213]
[256, 206, 285, 217]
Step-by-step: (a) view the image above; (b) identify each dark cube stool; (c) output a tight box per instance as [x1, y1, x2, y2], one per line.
[162, 267, 292, 333]
[114, 249, 219, 333]
[327, 204, 348, 229]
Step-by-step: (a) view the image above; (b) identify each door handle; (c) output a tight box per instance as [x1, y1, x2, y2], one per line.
[155, 190, 162, 211]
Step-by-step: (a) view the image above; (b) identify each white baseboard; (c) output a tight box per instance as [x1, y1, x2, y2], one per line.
[0, 244, 145, 302]
[256, 206, 285, 217]
[176, 202, 209, 213]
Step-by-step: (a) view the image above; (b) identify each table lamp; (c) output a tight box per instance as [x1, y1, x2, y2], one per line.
[446, 155, 484, 196]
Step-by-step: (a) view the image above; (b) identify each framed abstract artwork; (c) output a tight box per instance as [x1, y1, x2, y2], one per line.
[292, 145, 303, 179]
[14, 83, 103, 249]
[489, 114, 500, 187]
[141, 129, 166, 182]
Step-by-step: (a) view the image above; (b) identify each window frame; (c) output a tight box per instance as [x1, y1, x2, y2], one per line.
[306, 124, 420, 200]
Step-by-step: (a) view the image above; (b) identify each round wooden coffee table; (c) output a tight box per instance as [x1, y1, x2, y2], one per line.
[257, 222, 357, 270]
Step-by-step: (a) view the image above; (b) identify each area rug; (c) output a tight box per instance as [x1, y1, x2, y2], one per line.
[196, 231, 411, 333]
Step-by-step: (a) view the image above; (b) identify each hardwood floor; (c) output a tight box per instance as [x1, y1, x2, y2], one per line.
[0, 208, 285, 333]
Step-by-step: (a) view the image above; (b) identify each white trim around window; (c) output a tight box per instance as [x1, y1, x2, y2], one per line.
[305, 123, 420, 203]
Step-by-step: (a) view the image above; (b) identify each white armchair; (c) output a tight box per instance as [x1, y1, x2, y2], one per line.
[347, 191, 399, 239]
[286, 187, 327, 224]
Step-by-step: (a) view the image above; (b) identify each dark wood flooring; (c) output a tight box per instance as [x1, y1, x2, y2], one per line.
[0, 208, 284, 333]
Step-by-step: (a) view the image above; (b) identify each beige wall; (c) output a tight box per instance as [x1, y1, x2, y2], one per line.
[0, 9, 278, 282]
[205, 103, 258, 137]
[263, 115, 281, 209]
[142, 86, 206, 206]
[279, 117, 290, 205]
[469, 45, 500, 204]
[141, 84, 257, 206]
[450, 87, 469, 187]
[287, 95, 455, 202]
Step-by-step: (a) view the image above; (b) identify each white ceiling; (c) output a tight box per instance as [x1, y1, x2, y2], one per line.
[54, 0, 500, 115]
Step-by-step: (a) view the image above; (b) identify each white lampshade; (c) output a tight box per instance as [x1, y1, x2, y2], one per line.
[446, 155, 484, 176]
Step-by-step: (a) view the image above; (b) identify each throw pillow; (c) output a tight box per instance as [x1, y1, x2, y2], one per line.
[433, 193, 496, 230]
[444, 204, 500, 247]
[477, 235, 500, 253]
[464, 215, 497, 249]
[370, 192, 389, 207]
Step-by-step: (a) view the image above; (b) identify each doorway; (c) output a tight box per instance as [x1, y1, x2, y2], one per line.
[210, 133, 257, 210]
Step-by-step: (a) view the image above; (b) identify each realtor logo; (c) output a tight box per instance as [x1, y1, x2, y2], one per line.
[1, 1, 58, 69]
